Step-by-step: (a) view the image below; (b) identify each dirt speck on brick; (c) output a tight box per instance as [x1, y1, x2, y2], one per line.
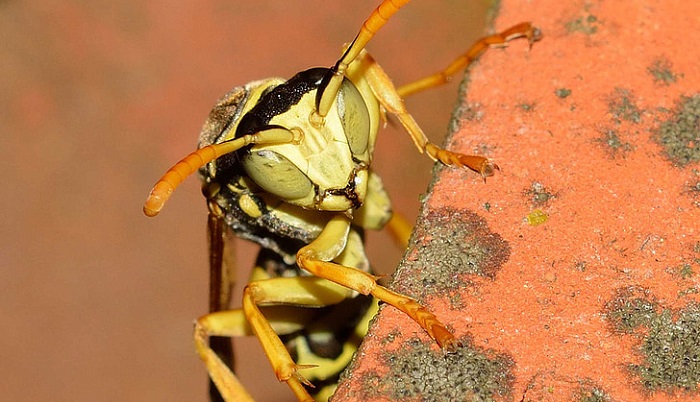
[555, 87, 573, 99]
[524, 181, 555, 207]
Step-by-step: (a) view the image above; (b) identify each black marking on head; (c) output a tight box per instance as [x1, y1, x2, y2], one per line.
[236, 68, 329, 138]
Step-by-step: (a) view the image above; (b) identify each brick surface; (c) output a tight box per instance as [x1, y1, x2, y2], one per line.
[334, 1, 700, 401]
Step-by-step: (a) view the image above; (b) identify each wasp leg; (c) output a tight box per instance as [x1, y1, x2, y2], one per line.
[316, 0, 413, 118]
[195, 309, 254, 402]
[195, 276, 356, 402]
[297, 214, 459, 352]
[350, 50, 496, 178]
[397, 22, 542, 98]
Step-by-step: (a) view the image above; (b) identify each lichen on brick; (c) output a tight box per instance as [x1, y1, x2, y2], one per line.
[666, 262, 696, 280]
[379, 336, 514, 401]
[392, 207, 510, 304]
[566, 13, 599, 35]
[647, 57, 680, 86]
[604, 286, 658, 334]
[630, 304, 700, 392]
[555, 88, 572, 98]
[596, 129, 634, 157]
[517, 101, 536, 112]
[607, 88, 643, 124]
[604, 288, 700, 394]
[686, 170, 700, 206]
[574, 381, 614, 402]
[656, 94, 700, 166]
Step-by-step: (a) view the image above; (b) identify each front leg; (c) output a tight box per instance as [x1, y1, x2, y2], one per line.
[296, 214, 459, 352]
[352, 50, 499, 178]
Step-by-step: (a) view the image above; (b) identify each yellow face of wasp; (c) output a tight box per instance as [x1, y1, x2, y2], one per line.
[242, 76, 374, 211]
[202, 67, 377, 213]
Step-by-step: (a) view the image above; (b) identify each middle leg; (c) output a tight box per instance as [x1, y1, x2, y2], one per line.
[195, 275, 357, 402]
[355, 50, 499, 178]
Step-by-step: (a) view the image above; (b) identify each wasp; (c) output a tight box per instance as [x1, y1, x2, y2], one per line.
[144, 1, 540, 400]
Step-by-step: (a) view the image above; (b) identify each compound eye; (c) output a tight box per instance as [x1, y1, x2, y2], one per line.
[338, 79, 370, 156]
[242, 149, 313, 201]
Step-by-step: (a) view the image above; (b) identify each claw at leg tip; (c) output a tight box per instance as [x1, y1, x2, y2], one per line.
[480, 162, 499, 181]
[294, 365, 318, 387]
[442, 338, 461, 354]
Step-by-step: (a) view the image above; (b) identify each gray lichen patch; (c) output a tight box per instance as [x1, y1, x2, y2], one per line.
[604, 286, 658, 334]
[656, 94, 700, 167]
[555, 88, 573, 99]
[594, 89, 642, 158]
[607, 88, 643, 124]
[392, 207, 510, 304]
[631, 304, 700, 392]
[647, 57, 680, 86]
[596, 129, 634, 158]
[604, 288, 700, 394]
[379, 336, 514, 402]
[517, 373, 614, 401]
[517, 101, 537, 113]
[574, 383, 614, 402]
[686, 170, 700, 207]
[566, 13, 600, 35]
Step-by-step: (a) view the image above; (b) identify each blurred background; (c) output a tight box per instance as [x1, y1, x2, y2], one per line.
[0, 1, 488, 400]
